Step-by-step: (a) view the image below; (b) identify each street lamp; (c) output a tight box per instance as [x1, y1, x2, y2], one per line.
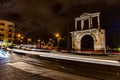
[48, 38, 54, 47]
[27, 38, 32, 44]
[37, 39, 41, 48]
[55, 33, 61, 47]
[28, 38, 32, 42]
[16, 33, 21, 44]
[20, 36, 24, 44]
[55, 33, 60, 38]
[21, 36, 24, 39]
[38, 39, 40, 43]
[17, 33, 21, 38]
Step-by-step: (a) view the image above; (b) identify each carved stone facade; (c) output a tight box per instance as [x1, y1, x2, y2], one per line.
[71, 12, 106, 52]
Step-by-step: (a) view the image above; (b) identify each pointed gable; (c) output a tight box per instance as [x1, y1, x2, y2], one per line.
[79, 13, 91, 18]
[75, 13, 91, 20]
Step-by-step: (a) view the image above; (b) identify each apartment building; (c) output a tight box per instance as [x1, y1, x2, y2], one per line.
[0, 20, 15, 46]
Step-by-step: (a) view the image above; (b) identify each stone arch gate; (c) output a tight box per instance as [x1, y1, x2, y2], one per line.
[71, 12, 106, 52]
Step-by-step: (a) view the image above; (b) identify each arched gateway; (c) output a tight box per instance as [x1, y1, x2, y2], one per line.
[71, 12, 106, 53]
[81, 35, 94, 50]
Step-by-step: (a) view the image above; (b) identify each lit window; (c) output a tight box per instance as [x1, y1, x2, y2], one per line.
[8, 40, 12, 42]
[0, 34, 4, 36]
[9, 29, 12, 32]
[8, 34, 12, 38]
[0, 23, 5, 26]
[8, 25, 13, 27]
[0, 29, 4, 31]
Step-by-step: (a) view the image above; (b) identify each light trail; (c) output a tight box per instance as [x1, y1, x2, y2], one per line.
[9, 49, 120, 67]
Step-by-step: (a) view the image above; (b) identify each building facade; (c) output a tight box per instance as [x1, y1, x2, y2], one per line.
[0, 20, 15, 46]
[71, 12, 106, 54]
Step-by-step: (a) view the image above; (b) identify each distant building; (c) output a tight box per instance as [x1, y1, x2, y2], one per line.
[0, 20, 15, 46]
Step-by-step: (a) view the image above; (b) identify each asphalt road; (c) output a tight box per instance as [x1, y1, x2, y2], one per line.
[0, 50, 120, 80]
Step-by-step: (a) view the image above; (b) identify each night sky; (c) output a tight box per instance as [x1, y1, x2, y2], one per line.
[0, 0, 120, 42]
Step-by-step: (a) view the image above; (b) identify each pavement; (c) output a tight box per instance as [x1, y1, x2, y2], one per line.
[0, 49, 100, 80]
[1, 49, 120, 80]
[7, 62, 97, 80]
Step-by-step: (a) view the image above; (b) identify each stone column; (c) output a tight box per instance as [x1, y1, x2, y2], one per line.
[89, 17, 91, 29]
[75, 19, 77, 31]
[90, 16, 93, 29]
[81, 20, 84, 30]
[97, 15, 100, 30]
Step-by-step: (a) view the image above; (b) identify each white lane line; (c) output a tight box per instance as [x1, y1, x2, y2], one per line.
[7, 62, 97, 80]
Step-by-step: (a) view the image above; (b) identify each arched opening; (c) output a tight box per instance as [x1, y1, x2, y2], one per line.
[81, 35, 94, 51]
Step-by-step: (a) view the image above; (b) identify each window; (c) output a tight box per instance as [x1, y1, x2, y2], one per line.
[0, 23, 5, 26]
[8, 34, 12, 38]
[0, 29, 4, 31]
[0, 34, 4, 36]
[9, 29, 12, 32]
[0, 39, 3, 41]
[8, 40, 12, 42]
[8, 25, 13, 27]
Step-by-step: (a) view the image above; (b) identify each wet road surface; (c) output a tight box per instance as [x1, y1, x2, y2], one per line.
[0, 50, 120, 80]
[0, 50, 98, 80]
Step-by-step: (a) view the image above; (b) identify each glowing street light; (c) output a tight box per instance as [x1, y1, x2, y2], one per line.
[38, 39, 40, 42]
[55, 33, 61, 47]
[27, 38, 32, 44]
[28, 38, 32, 42]
[55, 33, 60, 38]
[21, 36, 24, 39]
[17, 33, 21, 38]
[37, 39, 41, 48]
[16, 33, 21, 44]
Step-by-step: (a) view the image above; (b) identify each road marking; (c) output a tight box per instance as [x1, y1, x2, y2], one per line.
[7, 62, 98, 80]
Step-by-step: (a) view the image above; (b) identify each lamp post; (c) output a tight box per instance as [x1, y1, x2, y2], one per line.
[20, 36, 24, 44]
[17, 33, 21, 38]
[27, 38, 32, 44]
[38, 39, 41, 48]
[17, 33, 21, 45]
[55, 33, 60, 47]
[48, 38, 53, 47]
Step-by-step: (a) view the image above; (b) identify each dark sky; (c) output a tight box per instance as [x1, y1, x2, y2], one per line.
[0, 0, 120, 41]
